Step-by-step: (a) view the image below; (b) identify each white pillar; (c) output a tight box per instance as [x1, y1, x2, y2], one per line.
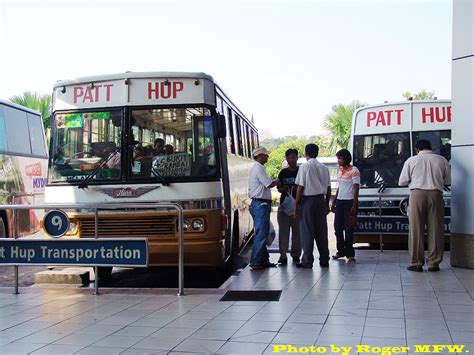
[450, 0, 474, 268]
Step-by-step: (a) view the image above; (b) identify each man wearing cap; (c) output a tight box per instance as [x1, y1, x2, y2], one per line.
[249, 146, 281, 269]
[294, 143, 331, 268]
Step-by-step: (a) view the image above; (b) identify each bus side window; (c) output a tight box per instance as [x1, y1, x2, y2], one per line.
[0, 106, 7, 151]
[235, 115, 244, 156]
[2, 105, 31, 155]
[27, 114, 47, 157]
[226, 107, 236, 154]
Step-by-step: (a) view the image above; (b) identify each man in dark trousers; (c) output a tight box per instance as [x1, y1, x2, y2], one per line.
[277, 148, 301, 264]
[294, 144, 331, 268]
[399, 139, 450, 272]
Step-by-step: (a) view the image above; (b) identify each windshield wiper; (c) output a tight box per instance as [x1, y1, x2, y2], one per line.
[78, 148, 120, 189]
[142, 161, 170, 186]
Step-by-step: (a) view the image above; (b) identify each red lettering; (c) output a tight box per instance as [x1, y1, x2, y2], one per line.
[73, 87, 84, 103]
[422, 107, 434, 123]
[394, 109, 403, 125]
[148, 82, 159, 99]
[367, 111, 376, 127]
[161, 82, 172, 99]
[384, 110, 392, 125]
[173, 82, 184, 98]
[83, 86, 93, 102]
[94, 84, 102, 102]
[447, 106, 452, 122]
[104, 84, 113, 101]
[376, 111, 386, 126]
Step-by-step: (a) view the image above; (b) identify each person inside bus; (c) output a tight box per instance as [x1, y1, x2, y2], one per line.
[331, 149, 360, 262]
[164, 144, 174, 155]
[399, 139, 450, 272]
[248, 146, 281, 270]
[153, 138, 165, 155]
[276, 148, 301, 265]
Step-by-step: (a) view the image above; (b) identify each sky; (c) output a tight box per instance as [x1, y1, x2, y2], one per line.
[0, 0, 452, 138]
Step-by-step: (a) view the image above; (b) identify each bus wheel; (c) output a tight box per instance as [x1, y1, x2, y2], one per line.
[0, 215, 7, 238]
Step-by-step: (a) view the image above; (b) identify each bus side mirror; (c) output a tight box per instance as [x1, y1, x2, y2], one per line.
[216, 114, 227, 138]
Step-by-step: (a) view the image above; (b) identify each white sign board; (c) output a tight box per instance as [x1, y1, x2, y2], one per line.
[354, 104, 411, 135]
[53, 78, 215, 110]
[353, 101, 452, 135]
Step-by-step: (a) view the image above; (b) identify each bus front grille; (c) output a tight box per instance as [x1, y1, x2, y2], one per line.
[79, 216, 175, 238]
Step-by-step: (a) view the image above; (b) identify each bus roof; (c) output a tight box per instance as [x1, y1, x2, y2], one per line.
[0, 99, 42, 116]
[53, 71, 214, 88]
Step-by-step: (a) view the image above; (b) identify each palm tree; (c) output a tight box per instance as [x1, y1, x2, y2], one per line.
[324, 101, 365, 155]
[9, 92, 52, 129]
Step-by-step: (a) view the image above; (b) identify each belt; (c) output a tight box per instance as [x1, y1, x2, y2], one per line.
[303, 194, 324, 198]
[252, 198, 272, 202]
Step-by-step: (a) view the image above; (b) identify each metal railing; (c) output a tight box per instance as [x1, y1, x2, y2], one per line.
[0, 202, 185, 296]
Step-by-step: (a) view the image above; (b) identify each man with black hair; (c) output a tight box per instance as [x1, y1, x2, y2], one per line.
[294, 144, 331, 268]
[399, 139, 450, 272]
[277, 148, 301, 264]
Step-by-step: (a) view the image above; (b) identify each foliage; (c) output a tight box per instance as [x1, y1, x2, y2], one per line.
[402, 90, 435, 100]
[323, 101, 365, 155]
[9, 92, 52, 129]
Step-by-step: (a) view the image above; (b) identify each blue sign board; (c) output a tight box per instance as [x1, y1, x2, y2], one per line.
[0, 238, 148, 267]
[43, 210, 70, 238]
[355, 216, 451, 234]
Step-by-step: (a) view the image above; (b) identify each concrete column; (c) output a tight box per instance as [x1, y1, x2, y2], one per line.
[450, 0, 474, 268]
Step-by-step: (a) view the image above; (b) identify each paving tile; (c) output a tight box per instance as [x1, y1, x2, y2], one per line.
[0, 342, 46, 354]
[54, 333, 107, 346]
[190, 328, 236, 341]
[120, 348, 168, 354]
[280, 322, 323, 334]
[272, 331, 318, 345]
[91, 334, 142, 348]
[287, 313, 327, 324]
[30, 343, 84, 354]
[325, 315, 366, 326]
[363, 325, 406, 339]
[131, 336, 184, 351]
[217, 341, 268, 354]
[365, 317, 405, 328]
[230, 329, 276, 343]
[149, 326, 196, 338]
[320, 324, 364, 337]
[202, 319, 246, 330]
[243, 320, 285, 332]
[173, 338, 225, 353]
[75, 346, 126, 354]
[113, 326, 160, 337]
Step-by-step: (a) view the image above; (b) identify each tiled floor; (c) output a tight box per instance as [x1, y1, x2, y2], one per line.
[0, 250, 473, 354]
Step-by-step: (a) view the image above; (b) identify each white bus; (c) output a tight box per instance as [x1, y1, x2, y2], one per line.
[0, 100, 48, 237]
[350, 100, 451, 244]
[47, 72, 258, 273]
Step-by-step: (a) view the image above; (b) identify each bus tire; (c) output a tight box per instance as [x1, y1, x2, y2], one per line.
[0, 213, 7, 238]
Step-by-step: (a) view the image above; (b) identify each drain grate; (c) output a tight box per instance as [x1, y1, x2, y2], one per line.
[220, 290, 282, 302]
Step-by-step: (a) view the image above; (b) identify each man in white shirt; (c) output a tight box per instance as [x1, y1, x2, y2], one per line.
[399, 139, 450, 272]
[248, 147, 281, 269]
[294, 144, 331, 268]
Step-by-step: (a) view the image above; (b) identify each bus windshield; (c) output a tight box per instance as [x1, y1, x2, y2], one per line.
[130, 107, 217, 180]
[50, 106, 218, 183]
[353, 132, 410, 189]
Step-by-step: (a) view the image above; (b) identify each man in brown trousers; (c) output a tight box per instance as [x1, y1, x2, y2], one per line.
[399, 139, 450, 272]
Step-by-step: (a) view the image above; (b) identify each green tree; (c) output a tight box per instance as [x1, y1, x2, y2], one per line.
[265, 137, 308, 179]
[323, 101, 365, 155]
[9, 92, 52, 129]
[402, 90, 435, 100]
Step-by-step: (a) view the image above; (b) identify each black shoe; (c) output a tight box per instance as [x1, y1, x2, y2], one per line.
[407, 265, 423, 272]
[250, 264, 264, 270]
[278, 257, 288, 265]
[332, 253, 345, 260]
[319, 262, 329, 268]
[292, 256, 300, 263]
[295, 263, 312, 269]
[263, 262, 277, 268]
[428, 266, 440, 272]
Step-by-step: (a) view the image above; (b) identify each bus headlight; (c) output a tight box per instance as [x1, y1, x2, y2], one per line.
[66, 222, 79, 235]
[183, 219, 190, 232]
[192, 219, 205, 232]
